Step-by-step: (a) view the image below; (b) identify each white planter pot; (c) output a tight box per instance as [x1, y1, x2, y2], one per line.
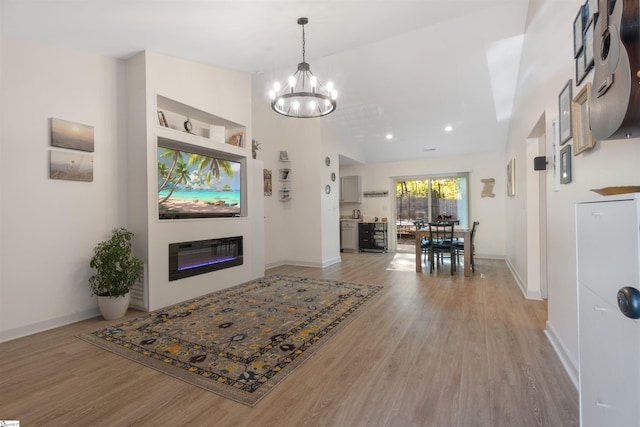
[97, 292, 131, 320]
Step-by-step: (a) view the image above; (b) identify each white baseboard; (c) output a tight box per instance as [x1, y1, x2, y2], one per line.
[544, 320, 579, 390]
[265, 258, 332, 270]
[504, 257, 542, 300]
[0, 308, 100, 343]
[505, 257, 527, 296]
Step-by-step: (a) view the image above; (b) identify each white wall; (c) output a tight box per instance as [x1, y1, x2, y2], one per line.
[0, 41, 265, 341]
[252, 93, 342, 268]
[339, 151, 507, 258]
[0, 38, 125, 341]
[126, 51, 262, 311]
[506, 0, 640, 383]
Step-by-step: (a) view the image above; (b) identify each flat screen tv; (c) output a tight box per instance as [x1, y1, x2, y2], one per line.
[158, 145, 242, 219]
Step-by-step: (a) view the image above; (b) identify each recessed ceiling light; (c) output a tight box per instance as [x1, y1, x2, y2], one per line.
[386, 133, 393, 140]
[444, 125, 453, 132]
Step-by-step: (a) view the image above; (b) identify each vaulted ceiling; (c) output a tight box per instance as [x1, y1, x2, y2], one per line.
[1, 0, 530, 163]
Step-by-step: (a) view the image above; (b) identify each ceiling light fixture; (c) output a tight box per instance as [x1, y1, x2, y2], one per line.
[269, 18, 337, 118]
[386, 133, 393, 140]
[445, 125, 453, 132]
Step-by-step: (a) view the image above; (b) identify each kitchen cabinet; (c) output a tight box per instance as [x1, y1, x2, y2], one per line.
[340, 176, 361, 203]
[341, 220, 359, 253]
[576, 194, 640, 427]
[359, 222, 387, 252]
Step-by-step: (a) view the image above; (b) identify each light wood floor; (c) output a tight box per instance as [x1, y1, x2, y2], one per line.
[0, 254, 579, 426]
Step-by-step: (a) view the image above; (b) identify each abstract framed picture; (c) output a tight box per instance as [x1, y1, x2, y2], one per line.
[507, 158, 516, 197]
[50, 118, 94, 152]
[558, 80, 573, 145]
[50, 150, 94, 182]
[560, 144, 572, 184]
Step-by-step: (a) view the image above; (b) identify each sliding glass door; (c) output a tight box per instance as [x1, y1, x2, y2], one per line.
[395, 174, 469, 237]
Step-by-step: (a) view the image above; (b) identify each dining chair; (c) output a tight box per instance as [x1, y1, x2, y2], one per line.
[455, 220, 479, 272]
[428, 222, 456, 275]
[413, 220, 429, 265]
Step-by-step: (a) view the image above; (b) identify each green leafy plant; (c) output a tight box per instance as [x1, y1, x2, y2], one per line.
[89, 228, 144, 297]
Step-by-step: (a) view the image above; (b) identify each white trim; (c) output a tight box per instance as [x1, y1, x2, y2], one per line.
[265, 258, 340, 270]
[545, 320, 579, 390]
[505, 257, 543, 300]
[0, 308, 99, 343]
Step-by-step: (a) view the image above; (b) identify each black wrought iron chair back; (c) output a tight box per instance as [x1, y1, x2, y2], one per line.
[428, 222, 456, 274]
[413, 220, 429, 264]
[455, 220, 479, 272]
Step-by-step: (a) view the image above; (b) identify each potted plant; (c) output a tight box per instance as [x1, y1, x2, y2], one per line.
[89, 227, 144, 320]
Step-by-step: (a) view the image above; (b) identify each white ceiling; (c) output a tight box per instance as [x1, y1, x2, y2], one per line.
[1, 0, 530, 164]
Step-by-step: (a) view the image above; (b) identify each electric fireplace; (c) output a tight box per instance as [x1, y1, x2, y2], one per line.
[168, 236, 243, 281]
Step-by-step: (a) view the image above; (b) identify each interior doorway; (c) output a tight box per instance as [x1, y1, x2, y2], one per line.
[394, 174, 469, 252]
[526, 113, 548, 299]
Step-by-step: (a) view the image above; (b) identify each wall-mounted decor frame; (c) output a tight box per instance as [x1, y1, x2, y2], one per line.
[507, 158, 516, 197]
[263, 169, 272, 196]
[573, 5, 585, 58]
[279, 151, 289, 161]
[559, 80, 573, 145]
[50, 150, 93, 182]
[560, 144, 572, 184]
[50, 117, 94, 152]
[571, 82, 596, 155]
[576, 48, 587, 84]
[584, 17, 595, 69]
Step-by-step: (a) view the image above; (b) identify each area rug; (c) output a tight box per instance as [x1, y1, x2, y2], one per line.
[78, 274, 383, 407]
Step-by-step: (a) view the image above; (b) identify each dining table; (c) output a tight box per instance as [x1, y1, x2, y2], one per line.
[415, 227, 472, 277]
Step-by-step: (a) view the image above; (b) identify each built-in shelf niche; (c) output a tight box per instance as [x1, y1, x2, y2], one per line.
[156, 94, 247, 150]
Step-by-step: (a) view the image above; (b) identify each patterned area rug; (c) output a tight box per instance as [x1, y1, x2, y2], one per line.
[79, 274, 383, 407]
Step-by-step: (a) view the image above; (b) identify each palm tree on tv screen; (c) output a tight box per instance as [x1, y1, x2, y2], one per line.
[158, 148, 186, 193]
[190, 154, 233, 185]
[159, 160, 190, 204]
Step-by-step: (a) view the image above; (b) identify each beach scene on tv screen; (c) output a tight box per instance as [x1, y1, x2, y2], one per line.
[158, 147, 241, 218]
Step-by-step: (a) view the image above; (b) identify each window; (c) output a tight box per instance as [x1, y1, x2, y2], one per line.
[395, 173, 469, 229]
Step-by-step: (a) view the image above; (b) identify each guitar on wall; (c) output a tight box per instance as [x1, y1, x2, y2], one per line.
[589, 0, 640, 141]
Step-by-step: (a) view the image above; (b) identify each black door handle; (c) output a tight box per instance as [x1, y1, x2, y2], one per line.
[617, 287, 640, 319]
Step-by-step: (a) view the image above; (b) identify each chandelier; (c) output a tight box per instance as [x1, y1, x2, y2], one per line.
[270, 17, 337, 118]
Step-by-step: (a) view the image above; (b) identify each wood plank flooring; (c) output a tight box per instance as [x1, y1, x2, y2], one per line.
[0, 254, 579, 426]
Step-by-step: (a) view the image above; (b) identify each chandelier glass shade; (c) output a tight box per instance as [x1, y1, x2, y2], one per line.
[270, 18, 337, 118]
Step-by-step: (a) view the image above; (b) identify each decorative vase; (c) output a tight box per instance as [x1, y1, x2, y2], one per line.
[97, 292, 131, 320]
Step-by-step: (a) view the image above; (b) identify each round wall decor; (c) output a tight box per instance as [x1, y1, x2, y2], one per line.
[325, 185, 331, 194]
[325, 156, 331, 166]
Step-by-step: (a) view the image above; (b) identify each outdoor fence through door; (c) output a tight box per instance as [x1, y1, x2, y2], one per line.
[395, 175, 469, 248]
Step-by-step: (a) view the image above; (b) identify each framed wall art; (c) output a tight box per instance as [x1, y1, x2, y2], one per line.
[50, 150, 94, 182]
[573, 5, 585, 58]
[584, 18, 595, 69]
[507, 158, 516, 197]
[576, 48, 587, 84]
[571, 82, 596, 155]
[50, 118, 94, 152]
[558, 80, 573, 145]
[263, 169, 272, 196]
[560, 144, 572, 184]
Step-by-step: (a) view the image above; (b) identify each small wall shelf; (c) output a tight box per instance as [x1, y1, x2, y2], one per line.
[156, 95, 247, 150]
[279, 151, 291, 202]
[279, 168, 291, 182]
